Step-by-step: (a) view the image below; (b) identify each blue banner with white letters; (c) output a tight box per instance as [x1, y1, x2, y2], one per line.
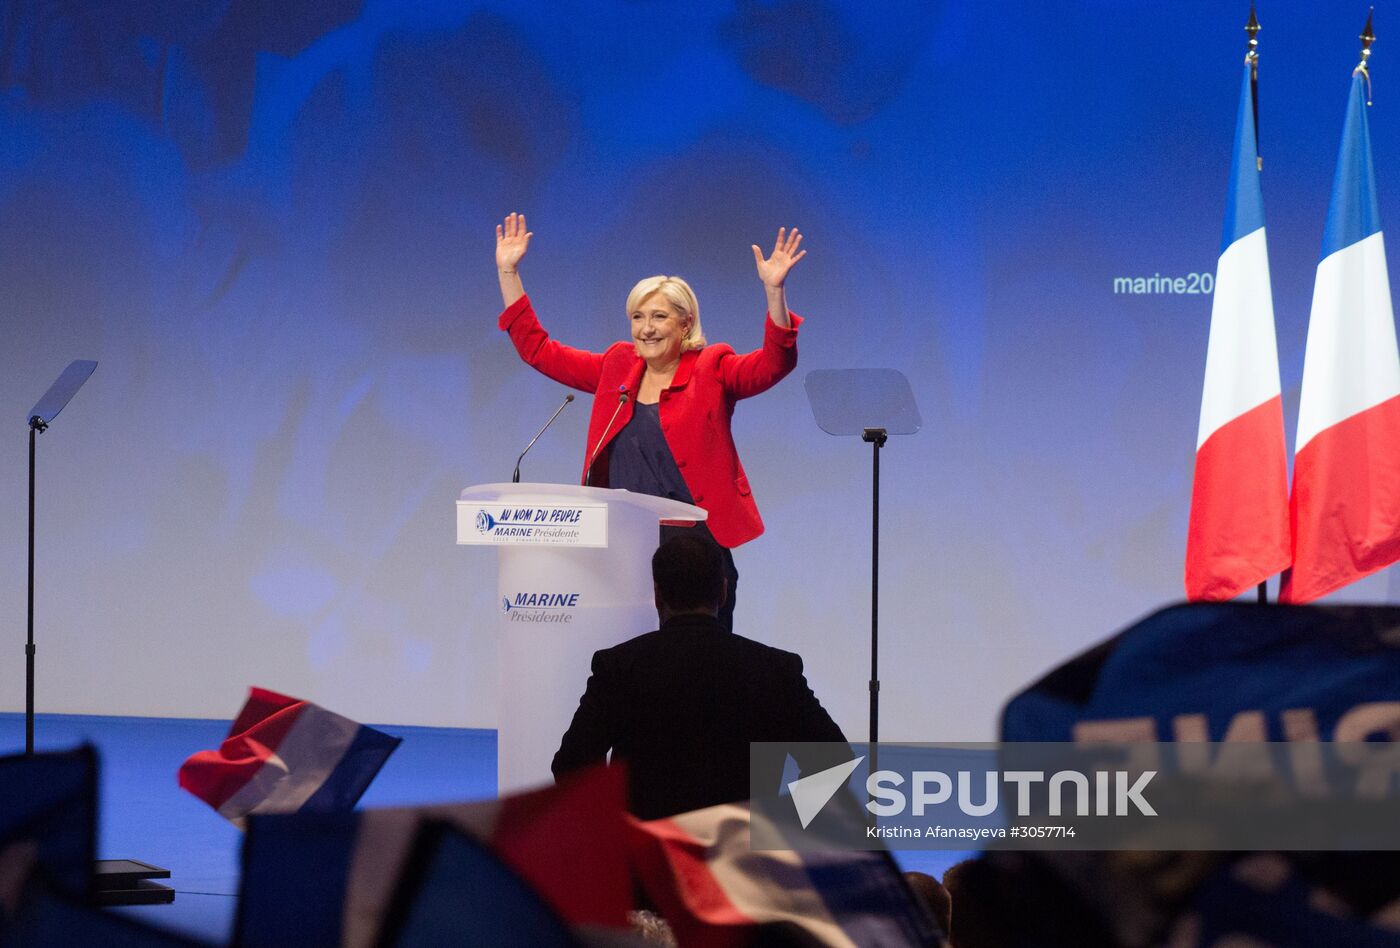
[1001, 602, 1400, 743]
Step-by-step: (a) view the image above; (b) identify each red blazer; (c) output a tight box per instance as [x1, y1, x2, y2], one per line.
[499, 295, 802, 548]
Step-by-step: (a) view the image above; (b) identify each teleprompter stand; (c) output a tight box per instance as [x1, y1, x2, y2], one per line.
[24, 360, 97, 755]
[804, 369, 921, 746]
[21, 364, 169, 905]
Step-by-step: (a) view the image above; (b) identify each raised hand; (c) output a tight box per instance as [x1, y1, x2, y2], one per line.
[496, 212, 532, 271]
[496, 212, 530, 307]
[751, 227, 807, 288]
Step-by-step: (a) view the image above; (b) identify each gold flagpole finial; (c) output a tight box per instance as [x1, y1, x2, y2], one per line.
[1357, 8, 1376, 104]
[1245, 3, 1261, 69]
[1247, 4, 1263, 171]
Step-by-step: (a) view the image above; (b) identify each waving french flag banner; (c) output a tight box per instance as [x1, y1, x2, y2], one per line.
[626, 803, 942, 947]
[1186, 59, 1291, 601]
[178, 687, 401, 826]
[1282, 73, 1400, 603]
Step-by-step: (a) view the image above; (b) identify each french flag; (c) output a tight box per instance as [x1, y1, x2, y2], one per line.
[1282, 73, 1400, 603]
[626, 803, 943, 947]
[178, 687, 401, 826]
[1185, 59, 1291, 601]
[237, 765, 633, 947]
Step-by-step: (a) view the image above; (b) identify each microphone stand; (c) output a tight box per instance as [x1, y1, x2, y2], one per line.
[584, 388, 629, 487]
[513, 393, 574, 483]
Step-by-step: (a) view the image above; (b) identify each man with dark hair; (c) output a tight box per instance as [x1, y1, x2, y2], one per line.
[552, 535, 847, 819]
[649, 531, 726, 613]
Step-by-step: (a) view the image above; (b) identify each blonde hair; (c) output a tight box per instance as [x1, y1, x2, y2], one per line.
[626, 275, 706, 352]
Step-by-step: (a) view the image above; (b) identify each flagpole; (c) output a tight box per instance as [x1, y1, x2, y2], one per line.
[1299, 13, 1382, 602]
[1248, 5, 1268, 606]
[1283, 11, 1400, 601]
[1247, 4, 1261, 171]
[1357, 9, 1375, 101]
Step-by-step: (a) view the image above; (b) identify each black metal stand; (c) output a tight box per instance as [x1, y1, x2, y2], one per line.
[18, 363, 167, 901]
[21, 359, 98, 755]
[862, 428, 887, 745]
[803, 368, 919, 756]
[26, 417, 43, 755]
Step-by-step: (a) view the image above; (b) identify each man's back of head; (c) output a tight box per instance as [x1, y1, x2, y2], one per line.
[652, 535, 725, 620]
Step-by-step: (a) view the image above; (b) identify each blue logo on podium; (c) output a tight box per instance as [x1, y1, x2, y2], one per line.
[501, 591, 582, 621]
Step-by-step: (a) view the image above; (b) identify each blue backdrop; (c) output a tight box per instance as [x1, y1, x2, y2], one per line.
[2, 1, 1396, 738]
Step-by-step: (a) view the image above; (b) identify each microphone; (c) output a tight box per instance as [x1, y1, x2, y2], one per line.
[512, 393, 575, 483]
[583, 386, 629, 487]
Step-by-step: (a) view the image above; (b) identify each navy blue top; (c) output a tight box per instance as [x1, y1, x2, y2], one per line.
[608, 402, 695, 504]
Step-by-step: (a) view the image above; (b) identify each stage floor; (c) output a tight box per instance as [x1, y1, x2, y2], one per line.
[0, 713, 964, 942]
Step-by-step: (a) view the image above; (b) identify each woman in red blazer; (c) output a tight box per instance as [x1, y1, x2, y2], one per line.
[494, 212, 806, 628]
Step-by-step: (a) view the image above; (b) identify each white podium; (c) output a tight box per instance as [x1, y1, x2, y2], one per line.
[457, 483, 707, 794]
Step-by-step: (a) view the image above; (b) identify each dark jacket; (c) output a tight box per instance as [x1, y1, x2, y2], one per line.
[552, 613, 847, 820]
